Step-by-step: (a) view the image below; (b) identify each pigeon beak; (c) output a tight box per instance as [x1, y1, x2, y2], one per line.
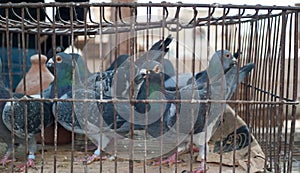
[134, 69, 148, 84]
[46, 58, 55, 74]
[232, 58, 238, 65]
[134, 74, 145, 84]
[47, 58, 54, 67]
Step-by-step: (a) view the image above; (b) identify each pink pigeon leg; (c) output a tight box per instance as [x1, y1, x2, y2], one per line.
[14, 152, 35, 172]
[0, 152, 13, 166]
[79, 148, 107, 165]
[152, 152, 182, 167]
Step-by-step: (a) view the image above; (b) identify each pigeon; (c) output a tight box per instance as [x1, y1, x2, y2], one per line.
[15, 54, 54, 95]
[70, 60, 163, 163]
[51, 36, 174, 164]
[48, 35, 174, 164]
[0, 82, 53, 171]
[54, 60, 167, 164]
[45, 52, 86, 98]
[88, 35, 174, 96]
[134, 35, 173, 67]
[134, 51, 254, 172]
[0, 51, 89, 171]
[46, 46, 65, 61]
[164, 50, 237, 90]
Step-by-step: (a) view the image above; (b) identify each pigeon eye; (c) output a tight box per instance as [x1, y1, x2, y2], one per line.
[153, 65, 161, 73]
[225, 53, 230, 58]
[56, 56, 63, 63]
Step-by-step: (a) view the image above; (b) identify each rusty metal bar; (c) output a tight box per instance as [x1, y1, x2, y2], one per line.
[287, 10, 298, 173]
[36, 7, 46, 173]
[20, 6, 29, 173]
[283, 13, 293, 173]
[5, 6, 15, 173]
[277, 10, 287, 173]
[0, 2, 298, 173]
[51, 4, 58, 173]
[129, 5, 135, 173]
[112, 5, 119, 173]
[263, 9, 272, 172]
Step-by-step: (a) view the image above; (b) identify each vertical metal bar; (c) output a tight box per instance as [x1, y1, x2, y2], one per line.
[174, 6, 181, 173]
[246, 9, 258, 173]
[283, 13, 293, 173]
[98, 5, 104, 173]
[70, 8, 75, 173]
[264, 10, 272, 172]
[52, 4, 58, 173]
[215, 20, 218, 51]
[129, 6, 135, 173]
[276, 10, 287, 173]
[287, 10, 298, 173]
[203, 6, 211, 173]
[275, 17, 282, 171]
[183, 25, 186, 73]
[256, 18, 266, 143]
[1, 32, 4, 73]
[158, 7, 167, 173]
[252, 11, 259, 144]
[232, 8, 242, 173]
[241, 22, 250, 126]
[225, 24, 229, 49]
[260, 16, 267, 164]
[5, 7, 15, 173]
[218, 7, 227, 173]
[20, 6, 29, 173]
[143, 4, 151, 173]
[69, 4, 76, 173]
[270, 16, 281, 171]
[37, 7, 46, 173]
[113, 5, 119, 173]
[188, 7, 197, 173]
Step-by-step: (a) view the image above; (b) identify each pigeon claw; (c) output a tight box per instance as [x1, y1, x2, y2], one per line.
[14, 159, 35, 172]
[181, 168, 205, 173]
[0, 155, 13, 166]
[151, 153, 182, 167]
[182, 161, 207, 173]
[81, 154, 107, 165]
[27, 158, 35, 168]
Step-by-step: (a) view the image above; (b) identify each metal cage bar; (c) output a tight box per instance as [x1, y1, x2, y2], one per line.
[0, 2, 298, 173]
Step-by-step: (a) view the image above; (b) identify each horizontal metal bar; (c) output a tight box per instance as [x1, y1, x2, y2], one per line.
[0, 2, 299, 10]
[0, 98, 296, 105]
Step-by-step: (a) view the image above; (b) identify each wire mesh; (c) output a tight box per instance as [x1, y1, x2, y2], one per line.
[0, 2, 298, 173]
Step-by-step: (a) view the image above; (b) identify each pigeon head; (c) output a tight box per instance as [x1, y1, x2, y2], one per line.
[46, 52, 82, 97]
[134, 62, 166, 114]
[215, 50, 237, 72]
[47, 52, 89, 81]
[133, 60, 162, 85]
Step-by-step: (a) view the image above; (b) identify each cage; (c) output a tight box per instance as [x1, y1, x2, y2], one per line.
[0, 2, 299, 173]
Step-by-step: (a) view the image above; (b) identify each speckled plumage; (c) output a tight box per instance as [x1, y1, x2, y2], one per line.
[0, 82, 53, 169]
[136, 52, 254, 171]
[2, 94, 53, 139]
[52, 36, 174, 164]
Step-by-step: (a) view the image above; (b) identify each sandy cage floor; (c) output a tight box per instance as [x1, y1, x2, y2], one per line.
[0, 121, 299, 173]
[0, 133, 261, 173]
